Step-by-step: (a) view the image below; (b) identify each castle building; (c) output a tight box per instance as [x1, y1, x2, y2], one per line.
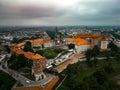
[32, 54, 46, 81]
[11, 48, 46, 81]
[74, 34, 108, 49]
[66, 34, 109, 53]
[100, 40, 109, 50]
[15, 37, 54, 49]
[9, 37, 53, 81]
[66, 38, 90, 53]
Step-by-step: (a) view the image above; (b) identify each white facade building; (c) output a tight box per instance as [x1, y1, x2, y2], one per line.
[75, 45, 90, 53]
[66, 38, 90, 53]
[100, 40, 109, 50]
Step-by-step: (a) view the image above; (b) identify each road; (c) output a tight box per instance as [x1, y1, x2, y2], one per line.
[0, 54, 55, 87]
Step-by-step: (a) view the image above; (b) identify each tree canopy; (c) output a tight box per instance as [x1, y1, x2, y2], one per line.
[68, 43, 75, 49]
[4, 45, 10, 53]
[23, 41, 33, 52]
[0, 70, 16, 90]
[9, 54, 32, 70]
[85, 45, 100, 66]
[58, 60, 120, 90]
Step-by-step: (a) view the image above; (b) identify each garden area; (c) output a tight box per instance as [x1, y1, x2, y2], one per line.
[36, 48, 67, 59]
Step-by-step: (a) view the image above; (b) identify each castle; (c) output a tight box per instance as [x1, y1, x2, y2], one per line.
[10, 37, 54, 81]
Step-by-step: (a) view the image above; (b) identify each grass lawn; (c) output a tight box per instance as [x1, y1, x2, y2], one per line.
[16, 82, 23, 87]
[53, 59, 120, 90]
[23, 74, 35, 81]
[18, 67, 35, 81]
[36, 48, 66, 59]
[17, 67, 31, 74]
[17, 68, 35, 81]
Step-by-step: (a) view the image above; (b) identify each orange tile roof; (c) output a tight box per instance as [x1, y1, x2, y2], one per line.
[16, 49, 24, 55]
[44, 76, 59, 90]
[75, 38, 90, 46]
[14, 37, 51, 48]
[24, 52, 34, 59]
[29, 37, 51, 44]
[11, 48, 44, 60]
[16, 42, 25, 47]
[66, 38, 75, 42]
[10, 37, 50, 60]
[32, 54, 45, 60]
[66, 38, 90, 46]
[11, 47, 18, 52]
[29, 39, 43, 44]
[75, 34, 105, 39]
[43, 37, 51, 41]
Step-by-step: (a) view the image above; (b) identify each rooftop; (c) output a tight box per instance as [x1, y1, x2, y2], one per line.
[11, 48, 45, 60]
[66, 38, 90, 46]
[32, 54, 45, 60]
[75, 34, 105, 39]
[20, 37, 51, 47]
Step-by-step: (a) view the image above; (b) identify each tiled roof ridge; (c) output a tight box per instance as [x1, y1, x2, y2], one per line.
[75, 33, 105, 39]
[11, 48, 44, 60]
[15, 37, 51, 47]
[66, 37, 90, 45]
[10, 37, 51, 60]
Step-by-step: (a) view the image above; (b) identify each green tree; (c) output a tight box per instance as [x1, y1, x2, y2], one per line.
[0, 70, 16, 90]
[83, 76, 99, 90]
[105, 51, 111, 61]
[23, 41, 33, 52]
[108, 42, 119, 53]
[68, 43, 75, 49]
[103, 64, 114, 74]
[92, 45, 100, 57]
[85, 49, 93, 66]
[93, 58, 98, 66]
[93, 69, 107, 85]
[54, 48, 64, 54]
[85, 46, 100, 67]
[11, 37, 18, 43]
[115, 54, 120, 62]
[4, 45, 10, 53]
[85, 49, 93, 58]
[17, 54, 27, 67]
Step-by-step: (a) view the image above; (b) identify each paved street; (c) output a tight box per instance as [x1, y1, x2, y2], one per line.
[0, 54, 55, 87]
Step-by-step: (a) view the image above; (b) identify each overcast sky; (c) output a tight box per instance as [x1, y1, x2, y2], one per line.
[0, 0, 120, 26]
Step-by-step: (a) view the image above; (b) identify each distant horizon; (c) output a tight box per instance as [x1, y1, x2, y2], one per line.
[0, 25, 120, 27]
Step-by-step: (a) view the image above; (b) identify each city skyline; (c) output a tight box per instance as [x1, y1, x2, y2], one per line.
[0, 0, 120, 26]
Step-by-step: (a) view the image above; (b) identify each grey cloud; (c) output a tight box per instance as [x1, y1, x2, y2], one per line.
[0, 3, 66, 20]
[0, 0, 119, 26]
[61, 0, 120, 25]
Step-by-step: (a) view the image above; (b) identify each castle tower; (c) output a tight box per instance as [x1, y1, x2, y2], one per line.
[32, 54, 46, 81]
